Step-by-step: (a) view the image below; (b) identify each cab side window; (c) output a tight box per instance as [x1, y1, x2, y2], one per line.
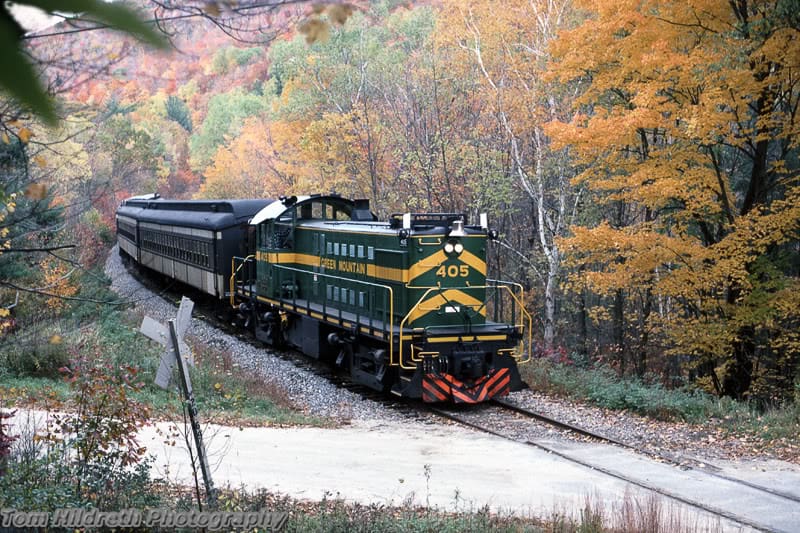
[272, 209, 295, 249]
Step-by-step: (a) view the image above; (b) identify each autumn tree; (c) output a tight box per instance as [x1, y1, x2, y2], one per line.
[189, 88, 267, 172]
[266, 8, 396, 207]
[198, 116, 305, 198]
[266, 2, 509, 217]
[90, 111, 166, 198]
[435, 0, 580, 351]
[549, 0, 800, 400]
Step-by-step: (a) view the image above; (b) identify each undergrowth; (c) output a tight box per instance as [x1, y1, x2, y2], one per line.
[169, 483, 723, 533]
[522, 358, 800, 448]
[522, 360, 719, 422]
[0, 266, 322, 428]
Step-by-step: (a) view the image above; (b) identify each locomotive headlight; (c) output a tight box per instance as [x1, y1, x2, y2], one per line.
[444, 240, 463, 255]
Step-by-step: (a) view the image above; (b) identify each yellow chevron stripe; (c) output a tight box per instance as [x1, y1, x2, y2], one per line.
[408, 250, 447, 282]
[408, 250, 486, 283]
[460, 250, 487, 276]
[407, 289, 486, 324]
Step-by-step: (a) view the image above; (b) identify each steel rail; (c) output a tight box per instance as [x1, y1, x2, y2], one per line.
[427, 404, 779, 533]
[493, 398, 800, 506]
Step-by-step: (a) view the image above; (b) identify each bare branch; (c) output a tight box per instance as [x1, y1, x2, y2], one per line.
[2, 244, 76, 253]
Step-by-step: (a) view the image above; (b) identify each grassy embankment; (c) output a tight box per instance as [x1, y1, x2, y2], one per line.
[0, 269, 320, 427]
[522, 359, 800, 456]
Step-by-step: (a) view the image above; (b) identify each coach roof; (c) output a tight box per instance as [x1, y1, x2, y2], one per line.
[118, 198, 272, 231]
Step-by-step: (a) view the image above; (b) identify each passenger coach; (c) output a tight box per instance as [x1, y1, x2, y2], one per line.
[116, 194, 271, 299]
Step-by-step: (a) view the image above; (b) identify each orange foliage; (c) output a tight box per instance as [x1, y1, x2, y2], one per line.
[197, 117, 307, 199]
[550, 0, 800, 395]
[42, 258, 78, 310]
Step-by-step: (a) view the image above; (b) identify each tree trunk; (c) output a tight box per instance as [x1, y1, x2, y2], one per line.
[612, 289, 625, 374]
[543, 253, 558, 351]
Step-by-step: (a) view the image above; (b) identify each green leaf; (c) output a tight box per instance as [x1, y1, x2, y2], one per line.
[0, 16, 57, 125]
[22, 0, 168, 50]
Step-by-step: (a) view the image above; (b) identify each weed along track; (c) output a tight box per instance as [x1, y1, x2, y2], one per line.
[426, 402, 800, 533]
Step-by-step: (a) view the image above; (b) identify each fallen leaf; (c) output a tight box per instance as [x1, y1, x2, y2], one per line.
[18, 127, 32, 144]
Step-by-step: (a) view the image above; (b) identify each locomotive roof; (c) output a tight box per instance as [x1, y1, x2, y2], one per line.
[117, 197, 272, 230]
[250, 195, 366, 225]
[250, 195, 314, 225]
[248, 195, 487, 235]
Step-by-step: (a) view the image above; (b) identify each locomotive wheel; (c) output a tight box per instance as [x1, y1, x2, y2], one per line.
[261, 311, 287, 347]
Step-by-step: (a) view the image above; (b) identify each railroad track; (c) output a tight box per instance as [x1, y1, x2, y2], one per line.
[427, 400, 800, 533]
[492, 398, 800, 505]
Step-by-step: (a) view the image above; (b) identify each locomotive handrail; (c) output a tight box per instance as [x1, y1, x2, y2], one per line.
[486, 279, 532, 364]
[487, 279, 523, 334]
[268, 263, 395, 365]
[397, 284, 533, 369]
[495, 281, 532, 364]
[230, 255, 256, 308]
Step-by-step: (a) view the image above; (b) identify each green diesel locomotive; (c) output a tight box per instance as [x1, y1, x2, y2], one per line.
[230, 194, 531, 403]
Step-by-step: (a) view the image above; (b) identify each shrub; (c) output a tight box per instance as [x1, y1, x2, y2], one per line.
[1, 357, 162, 511]
[522, 359, 717, 422]
[0, 327, 70, 379]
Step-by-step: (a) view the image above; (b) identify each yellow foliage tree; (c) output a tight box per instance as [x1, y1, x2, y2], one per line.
[41, 258, 78, 311]
[549, 0, 800, 398]
[436, 0, 579, 350]
[197, 116, 309, 199]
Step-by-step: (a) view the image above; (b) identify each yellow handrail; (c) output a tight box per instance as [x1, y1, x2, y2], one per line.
[229, 255, 255, 308]
[230, 256, 531, 370]
[396, 284, 533, 369]
[487, 279, 532, 363]
[268, 263, 395, 368]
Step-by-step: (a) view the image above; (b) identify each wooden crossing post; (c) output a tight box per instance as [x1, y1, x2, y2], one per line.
[140, 297, 216, 507]
[168, 319, 216, 507]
